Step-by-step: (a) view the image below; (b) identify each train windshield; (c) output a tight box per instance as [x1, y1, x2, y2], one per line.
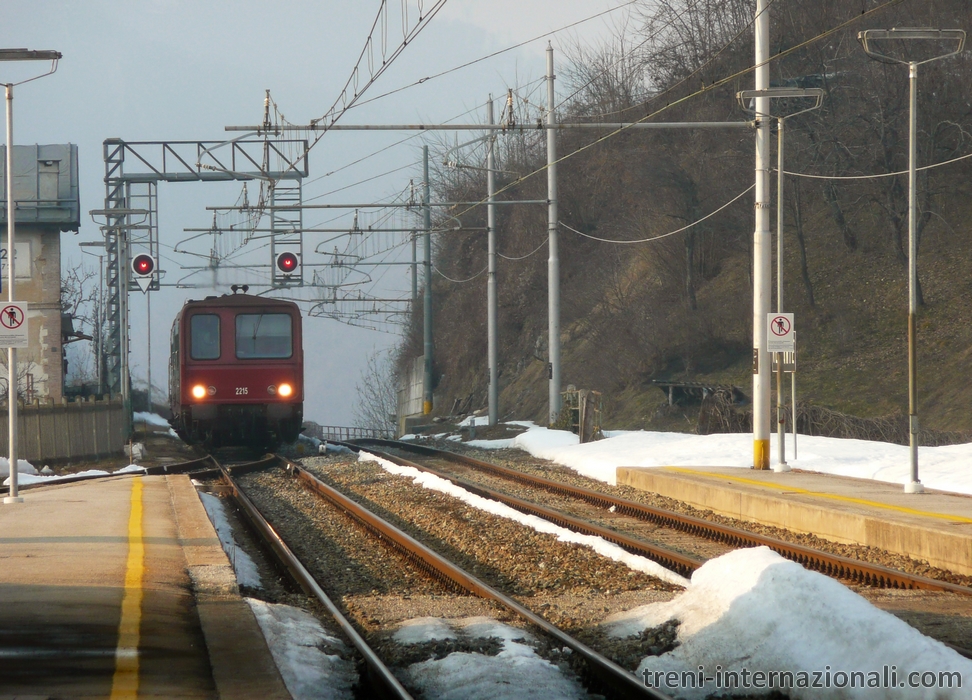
[235, 313, 292, 359]
[190, 314, 220, 360]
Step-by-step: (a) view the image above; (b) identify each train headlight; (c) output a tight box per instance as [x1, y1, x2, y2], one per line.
[191, 384, 216, 399]
[278, 383, 293, 398]
[267, 385, 276, 395]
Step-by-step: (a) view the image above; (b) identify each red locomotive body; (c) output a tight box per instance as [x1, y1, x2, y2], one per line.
[168, 293, 304, 449]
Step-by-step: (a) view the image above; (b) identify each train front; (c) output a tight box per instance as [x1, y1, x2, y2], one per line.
[174, 295, 304, 449]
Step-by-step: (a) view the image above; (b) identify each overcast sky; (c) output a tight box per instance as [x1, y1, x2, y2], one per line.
[3, 0, 632, 426]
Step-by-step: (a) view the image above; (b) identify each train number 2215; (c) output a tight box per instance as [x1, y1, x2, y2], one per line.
[236, 387, 248, 395]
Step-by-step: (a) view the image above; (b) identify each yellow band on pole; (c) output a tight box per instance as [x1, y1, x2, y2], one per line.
[754, 439, 770, 470]
[111, 478, 144, 699]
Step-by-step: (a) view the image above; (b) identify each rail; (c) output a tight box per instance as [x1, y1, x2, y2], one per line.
[350, 438, 972, 596]
[217, 455, 414, 700]
[282, 456, 672, 700]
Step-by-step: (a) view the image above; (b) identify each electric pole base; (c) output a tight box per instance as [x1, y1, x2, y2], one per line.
[904, 481, 925, 494]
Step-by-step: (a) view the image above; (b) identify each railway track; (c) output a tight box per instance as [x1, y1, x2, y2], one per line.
[347, 438, 972, 597]
[215, 452, 674, 700]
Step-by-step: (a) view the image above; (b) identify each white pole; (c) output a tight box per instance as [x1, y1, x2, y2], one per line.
[4, 83, 22, 503]
[753, 0, 772, 469]
[774, 117, 789, 472]
[487, 98, 498, 426]
[146, 290, 151, 412]
[546, 43, 561, 426]
[905, 61, 923, 493]
[422, 146, 433, 415]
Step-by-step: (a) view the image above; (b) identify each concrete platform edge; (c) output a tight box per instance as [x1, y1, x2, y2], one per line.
[166, 475, 291, 699]
[616, 467, 972, 577]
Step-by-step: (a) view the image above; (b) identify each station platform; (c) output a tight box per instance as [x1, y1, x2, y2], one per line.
[616, 465, 972, 576]
[0, 474, 290, 699]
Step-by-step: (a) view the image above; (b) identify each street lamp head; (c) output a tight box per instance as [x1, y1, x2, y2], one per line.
[736, 88, 825, 119]
[0, 49, 62, 62]
[858, 28, 966, 65]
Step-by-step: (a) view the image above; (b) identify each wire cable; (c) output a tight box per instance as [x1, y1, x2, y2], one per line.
[498, 237, 548, 260]
[782, 149, 972, 180]
[560, 183, 754, 244]
[433, 263, 488, 283]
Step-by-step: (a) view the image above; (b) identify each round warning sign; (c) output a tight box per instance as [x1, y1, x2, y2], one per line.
[766, 312, 794, 352]
[0, 302, 28, 348]
[1, 305, 24, 330]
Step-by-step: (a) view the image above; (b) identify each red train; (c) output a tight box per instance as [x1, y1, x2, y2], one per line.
[168, 291, 304, 450]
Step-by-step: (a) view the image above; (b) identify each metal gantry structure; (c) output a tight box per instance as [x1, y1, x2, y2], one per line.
[99, 138, 308, 410]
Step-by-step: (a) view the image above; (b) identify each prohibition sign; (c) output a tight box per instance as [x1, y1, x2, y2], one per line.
[766, 312, 794, 352]
[1, 305, 24, 330]
[0, 302, 28, 348]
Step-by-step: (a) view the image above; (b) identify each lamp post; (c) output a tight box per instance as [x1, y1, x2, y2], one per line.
[858, 28, 966, 494]
[737, 87, 824, 471]
[1, 49, 61, 505]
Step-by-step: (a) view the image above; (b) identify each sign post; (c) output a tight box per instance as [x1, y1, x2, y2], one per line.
[767, 313, 794, 472]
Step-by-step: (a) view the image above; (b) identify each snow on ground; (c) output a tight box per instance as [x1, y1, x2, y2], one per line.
[0, 457, 37, 479]
[3, 463, 143, 487]
[396, 616, 589, 700]
[134, 411, 170, 427]
[358, 451, 690, 587]
[464, 423, 972, 494]
[246, 598, 357, 700]
[197, 491, 262, 589]
[604, 547, 972, 699]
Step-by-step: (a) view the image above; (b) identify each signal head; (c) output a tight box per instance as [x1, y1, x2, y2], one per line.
[276, 251, 299, 274]
[132, 254, 156, 277]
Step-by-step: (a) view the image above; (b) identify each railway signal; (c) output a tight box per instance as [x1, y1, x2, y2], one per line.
[131, 253, 156, 293]
[275, 251, 299, 274]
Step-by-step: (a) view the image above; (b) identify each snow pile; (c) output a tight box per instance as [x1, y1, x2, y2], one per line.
[134, 411, 170, 427]
[604, 547, 972, 699]
[198, 491, 261, 589]
[358, 451, 689, 587]
[0, 457, 37, 481]
[463, 424, 972, 495]
[3, 464, 143, 487]
[247, 599, 356, 700]
[397, 616, 587, 700]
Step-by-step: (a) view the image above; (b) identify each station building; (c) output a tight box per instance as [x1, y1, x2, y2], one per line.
[0, 143, 80, 402]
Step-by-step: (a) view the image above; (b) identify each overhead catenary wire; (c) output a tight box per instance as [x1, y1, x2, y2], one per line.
[445, 0, 908, 226]
[433, 263, 488, 283]
[498, 237, 548, 261]
[560, 183, 755, 244]
[345, 1, 641, 113]
[782, 149, 972, 180]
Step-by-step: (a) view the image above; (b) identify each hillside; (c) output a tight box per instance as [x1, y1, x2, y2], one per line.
[394, 0, 972, 436]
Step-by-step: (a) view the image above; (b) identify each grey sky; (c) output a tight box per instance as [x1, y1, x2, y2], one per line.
[4, 0, 627, 425]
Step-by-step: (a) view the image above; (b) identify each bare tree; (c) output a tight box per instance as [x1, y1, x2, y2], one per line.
[353, 348, 398, 435]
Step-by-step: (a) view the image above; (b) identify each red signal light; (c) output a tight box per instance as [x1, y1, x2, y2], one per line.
[132, 254, 155, 276]
[276, 251, 299, 273]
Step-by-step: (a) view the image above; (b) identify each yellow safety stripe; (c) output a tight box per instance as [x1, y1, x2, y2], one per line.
[111, 478, 144, 698]
[662, 466, 972, 524]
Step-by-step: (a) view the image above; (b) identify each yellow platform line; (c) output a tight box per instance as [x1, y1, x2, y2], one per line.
[111, 477, 145, 699]
[661, 466, 972, 524]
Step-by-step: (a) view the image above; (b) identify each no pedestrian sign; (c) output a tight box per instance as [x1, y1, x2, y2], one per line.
[0, 302, 28, 348]
[767, 312, 794, 352]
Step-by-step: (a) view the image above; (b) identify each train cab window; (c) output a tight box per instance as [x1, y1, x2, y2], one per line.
[190, 314, 221, 360]
[236, 313, 292, 359]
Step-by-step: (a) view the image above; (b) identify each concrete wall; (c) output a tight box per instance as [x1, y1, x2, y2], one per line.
[0, 396, 126, 463]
